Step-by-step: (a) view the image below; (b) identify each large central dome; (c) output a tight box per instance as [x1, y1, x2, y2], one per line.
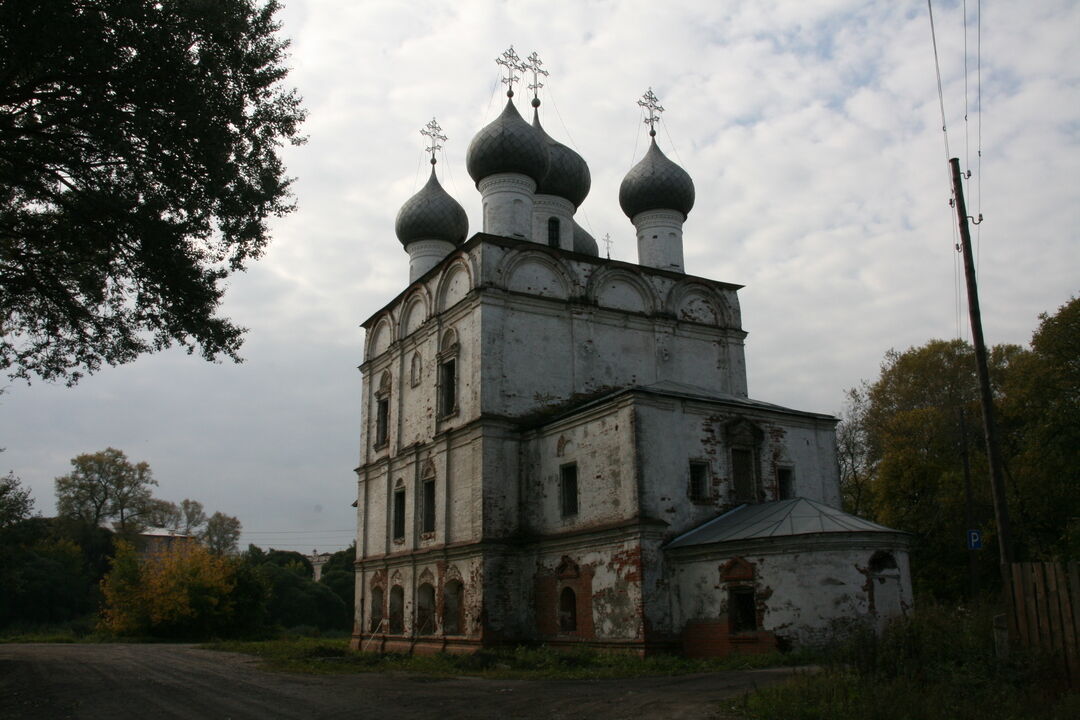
[466, 98, 549, 186]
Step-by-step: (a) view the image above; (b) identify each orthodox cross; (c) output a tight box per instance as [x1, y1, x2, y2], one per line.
[496, 46, 523, 97]
[420, 117, 446, 166]
[638, 87, 664, 137]
[602, 233, 613, 259]
[523, 51, 549, 103]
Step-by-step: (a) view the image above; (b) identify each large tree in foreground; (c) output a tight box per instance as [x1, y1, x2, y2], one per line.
[0, 0, 306, 384]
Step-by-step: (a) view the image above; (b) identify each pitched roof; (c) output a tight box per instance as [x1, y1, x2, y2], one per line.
[665, 497, 903, 549]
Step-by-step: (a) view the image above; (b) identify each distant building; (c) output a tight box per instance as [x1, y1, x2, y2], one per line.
[352, 55, 911, 656]
[134, 528, 198, 558]
[307, 551, 333, 582]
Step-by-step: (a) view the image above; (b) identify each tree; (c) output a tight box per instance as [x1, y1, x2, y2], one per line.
[177, 498, 208, 536]
[0, 0, 306, 384]
[54, 447, 158, 533]
[202, 511, 241, 556]
[0, 471, 33, 527]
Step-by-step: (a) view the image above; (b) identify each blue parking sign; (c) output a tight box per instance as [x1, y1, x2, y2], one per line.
[967, 529, 982, 550]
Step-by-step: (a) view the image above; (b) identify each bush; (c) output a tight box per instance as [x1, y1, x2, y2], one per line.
[100, 541, 269, 639]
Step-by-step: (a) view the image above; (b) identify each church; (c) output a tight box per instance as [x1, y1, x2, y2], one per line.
[351, 49, 912, 656]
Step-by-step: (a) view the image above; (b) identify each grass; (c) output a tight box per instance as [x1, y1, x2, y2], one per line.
[0, 616, 111, 644]
[735, 602, 1080, 720]
[203, 636, 814, 679]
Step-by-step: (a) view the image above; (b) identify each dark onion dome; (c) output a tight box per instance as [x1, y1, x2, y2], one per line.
[466, 98, 549, 185]
[395, 166, 469, 246]
[572, 221, 599, 256]
[618, 137, 695, 219]
[532, 111, 591, 208]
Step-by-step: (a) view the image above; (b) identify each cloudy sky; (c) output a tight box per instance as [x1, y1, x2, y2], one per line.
[2, 0, 1077, 553]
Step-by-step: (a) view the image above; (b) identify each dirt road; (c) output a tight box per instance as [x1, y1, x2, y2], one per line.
[0, 643, 797, 719]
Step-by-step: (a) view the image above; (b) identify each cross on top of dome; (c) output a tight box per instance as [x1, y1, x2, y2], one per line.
[420, 117, 447, 166]
[638, 87, 665, 137]
[496, 46, 523, 97]
[523, 51, 548, 107]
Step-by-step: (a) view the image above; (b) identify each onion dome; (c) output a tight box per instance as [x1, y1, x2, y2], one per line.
[395, 164, 469, 246]
[532, 109, 591, 208]
[572, 221, 599, 256]
[466, 98, 549, 185]
[618, 137, 695, 220]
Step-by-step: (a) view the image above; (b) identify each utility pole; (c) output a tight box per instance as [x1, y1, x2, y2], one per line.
[949, 157, 1014, 585]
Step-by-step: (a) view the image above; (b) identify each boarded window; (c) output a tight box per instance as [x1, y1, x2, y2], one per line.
[421, 474, 436, 533]
[389, 585, 404, 634]
[416, 583, 435, 635]
[560, 464, 578, 518]
[729, 587, 757, 632]
[439, 358, 457, 416]
[732, 448, 755, 503]
[443, 580, 464, 635]
[689, 461, 710, 501]
[547, 217, 560, 247]
[392, 488, 406, 540]
[559, 586, 577, 632]
[777, 467, 794, 500]
[370, 586, 384, 632]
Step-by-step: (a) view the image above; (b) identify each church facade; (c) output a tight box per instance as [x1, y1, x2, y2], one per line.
[352, 53, 911, 656]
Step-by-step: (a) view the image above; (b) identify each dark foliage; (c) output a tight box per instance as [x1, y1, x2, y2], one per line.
[259, 562, 348, 631]
[0, 0, 306, 384]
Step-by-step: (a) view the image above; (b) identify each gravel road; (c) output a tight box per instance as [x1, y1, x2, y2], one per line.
[0, 643, 797, 719]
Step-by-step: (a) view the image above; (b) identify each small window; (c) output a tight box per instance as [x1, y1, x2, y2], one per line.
[439, 358, 457, 416]
[732, 448, 755, 503]
[560, 464, 578, 518]
[410, 352, 422, 387]
[777, 467, 794, 500]
[689, 461, 710, 502]
[729, 587, 757, 632]
[443, 580, 464, 635]
[559, 586, 577, 631]
[416, 583, 435, 636]
[421, 475, 436, 534]
[375, 396, 389, 447]
[547, 217, 560, 247]
[370, 586, 385, 632]
[389, 585, 404, 634]
[392, 487, 406, 540]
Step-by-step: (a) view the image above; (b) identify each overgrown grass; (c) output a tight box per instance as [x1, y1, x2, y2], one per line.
[739, 602, 1079, 720]
[0, 616, 111, 643]
[204, 636, 813, 679]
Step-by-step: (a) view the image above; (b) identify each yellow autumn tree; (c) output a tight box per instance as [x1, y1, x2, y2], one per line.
[101, 540, 259, 638]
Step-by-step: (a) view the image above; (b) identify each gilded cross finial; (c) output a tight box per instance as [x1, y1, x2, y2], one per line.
[638, 87, 664, 137]
[523, 51, 549, 105]
[420, 117, 446, 166]
[496, 46, 524, 97]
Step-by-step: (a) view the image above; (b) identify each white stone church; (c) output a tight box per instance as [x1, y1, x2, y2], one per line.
[352, 53, 911, 656]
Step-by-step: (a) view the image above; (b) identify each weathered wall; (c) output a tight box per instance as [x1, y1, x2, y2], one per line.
[668, 541, 913, 646]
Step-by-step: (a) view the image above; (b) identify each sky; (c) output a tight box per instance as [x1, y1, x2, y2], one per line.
[2, 0, 1077, 553]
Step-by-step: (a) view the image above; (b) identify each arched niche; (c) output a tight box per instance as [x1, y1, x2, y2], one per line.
[436, 259, 472, 313]
[367, 315, 394, 359]
[503, 252, 571, 300]
[588, 268, 658, 315]
[400, 289, 431, 339]
[665, 280, 732, 327]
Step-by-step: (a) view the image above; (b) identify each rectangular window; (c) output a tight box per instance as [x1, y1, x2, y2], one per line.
[560, 464, 578, 518]
[777, 467, 794, 500]
[421, 477, 436, 533]
[730, 587, 757, 632]
[689, 461, 710, 502]
[375, 396, 389, 447]
[392, 488, 406, 540]
[732, 448, 755, 503]
[439, 358, 457, 416]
